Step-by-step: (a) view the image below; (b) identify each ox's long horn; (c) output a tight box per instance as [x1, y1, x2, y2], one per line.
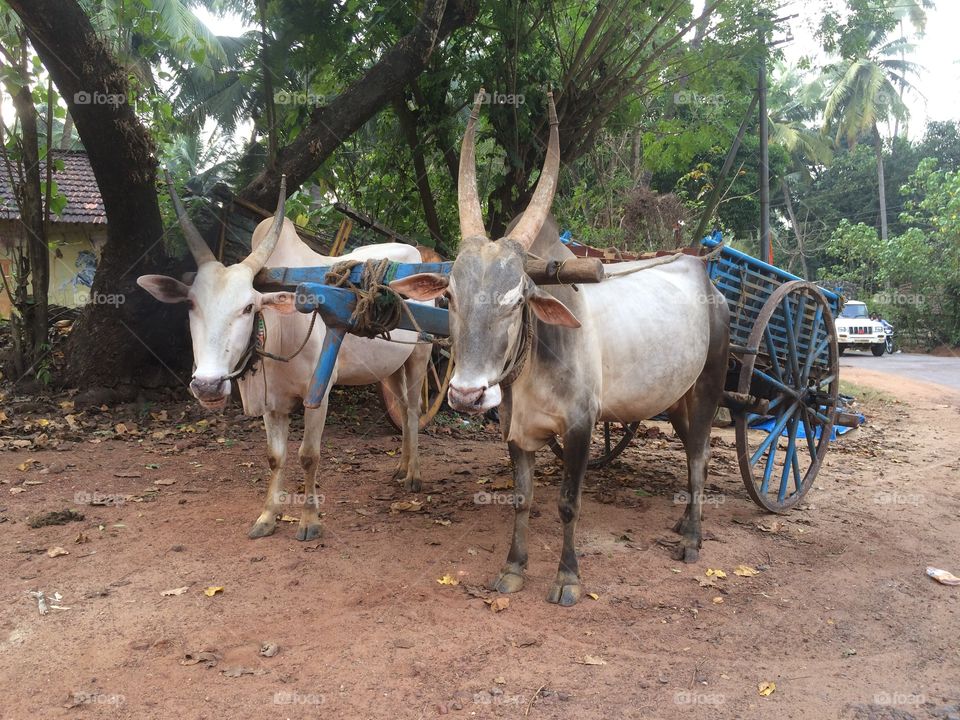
[242, 175, 287, 272]
[506, 91, 560, 250]
[458, 89, 487, 241]
[165, 170, 216, 265]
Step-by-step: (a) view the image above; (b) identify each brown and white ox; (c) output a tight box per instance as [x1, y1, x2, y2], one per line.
[392, 93, 729, 605]
[138, 179, 430, 541]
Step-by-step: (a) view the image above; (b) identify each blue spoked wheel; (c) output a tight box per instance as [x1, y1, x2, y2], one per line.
[735, 281, 839, 513]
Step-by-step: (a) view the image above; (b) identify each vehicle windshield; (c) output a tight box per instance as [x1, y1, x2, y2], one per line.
[840, 304, 869, 319]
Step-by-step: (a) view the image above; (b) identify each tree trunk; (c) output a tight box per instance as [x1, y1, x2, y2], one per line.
[5, 41, 48, 367]
[873, 124, 888, 242]
[59, 110, 74, 150]
[238, 0, 476, 209]
[9, 0, 189, 389]
[781, 177, 809, 277]
[392, 96, 447, 251]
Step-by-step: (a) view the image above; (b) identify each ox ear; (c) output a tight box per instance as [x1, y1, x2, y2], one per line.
[260, 291, 298, 315]
[137, 274, 191, 304]
[528, 287, 581, 328]
[389, 273, 449, 301]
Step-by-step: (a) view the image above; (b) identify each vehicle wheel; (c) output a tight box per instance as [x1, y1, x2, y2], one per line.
[871, 343, 885, 357]
[549, 421, 640, 469]
[838, 345, 846, 356]
[735, 281, 839, 513]
[380, 344, 454, 431]
[884, 336, 895, 354]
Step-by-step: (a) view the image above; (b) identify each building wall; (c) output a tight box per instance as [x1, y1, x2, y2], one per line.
[0, 222, 107, 318]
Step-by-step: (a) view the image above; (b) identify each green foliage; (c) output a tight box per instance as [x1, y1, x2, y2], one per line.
[824, 159, 960, 346]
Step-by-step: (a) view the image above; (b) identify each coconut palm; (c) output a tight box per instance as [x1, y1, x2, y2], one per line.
[821, 31, 921, 241]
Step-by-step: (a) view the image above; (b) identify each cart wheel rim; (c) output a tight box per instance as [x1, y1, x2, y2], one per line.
[734, 281, 839, 513]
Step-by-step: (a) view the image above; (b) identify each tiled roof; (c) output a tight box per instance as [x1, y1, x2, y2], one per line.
[0, 150, 106, 225]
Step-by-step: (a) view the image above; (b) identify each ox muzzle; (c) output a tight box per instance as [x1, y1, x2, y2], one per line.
[189, 376, 231, 409]
[448, 381, 502, 415]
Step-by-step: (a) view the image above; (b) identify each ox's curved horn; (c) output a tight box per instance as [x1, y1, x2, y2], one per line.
[458, 89, 487, 241]
[242, 175, 287, 272]
[506, 91, 560, 250]
[166, 170, 216, 265]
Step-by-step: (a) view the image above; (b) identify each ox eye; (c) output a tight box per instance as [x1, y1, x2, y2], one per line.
[242, 303, 254, 315]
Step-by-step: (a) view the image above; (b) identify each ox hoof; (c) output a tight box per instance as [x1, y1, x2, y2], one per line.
[295, 522, 324, 542]
[673, 544, 700, 563]
[248, 520, 277, 539]
[546, 581, 582, 607]
[403, 476, 422, 493]
[490, 570, 525, 594]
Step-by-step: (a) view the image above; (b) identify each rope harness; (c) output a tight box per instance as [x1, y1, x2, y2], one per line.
[491, 304, 534, 387]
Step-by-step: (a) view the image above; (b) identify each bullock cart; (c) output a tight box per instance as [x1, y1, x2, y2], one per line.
[255, 230, 847, 514]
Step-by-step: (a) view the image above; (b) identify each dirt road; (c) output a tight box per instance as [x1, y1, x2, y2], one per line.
[1, 369, 959, 719]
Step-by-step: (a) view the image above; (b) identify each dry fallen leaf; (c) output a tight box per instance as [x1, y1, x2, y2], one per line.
[203, 586, 224, 597]
[485, 596, 510, 613]
[712, 596, 724, 604]
[587, 592, 600, 600]
[734, 565, 760, 577]
[161, 586, 190, 597]
[46, 546, 69, 558]
[279, 515, 298, 523]
[390, 500, 423, 513]
[153, 478, 176, 486]
[758, 681, 776, 696]
[576, 655, 607, 666]
[757, 520, 785, 533]
[434, 519, 451, 526]
[705, 568, 727, 579]
[436, 574, 459, 586]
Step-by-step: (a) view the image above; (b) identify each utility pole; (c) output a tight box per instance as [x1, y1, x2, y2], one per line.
[758, 37, 770, 264]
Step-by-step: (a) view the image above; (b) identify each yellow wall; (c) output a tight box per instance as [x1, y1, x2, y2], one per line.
[0, 223, 106, 319]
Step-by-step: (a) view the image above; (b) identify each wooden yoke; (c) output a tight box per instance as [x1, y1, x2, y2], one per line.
[525, 256, 604, 286]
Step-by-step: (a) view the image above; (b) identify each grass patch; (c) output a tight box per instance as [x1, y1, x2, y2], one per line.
[839, 379, 896, 404]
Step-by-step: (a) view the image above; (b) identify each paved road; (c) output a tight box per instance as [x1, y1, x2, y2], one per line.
[840, 350, 960, 391]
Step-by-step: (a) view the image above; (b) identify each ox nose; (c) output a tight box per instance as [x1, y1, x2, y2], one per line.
[448, 384, 485, 409]
[189, 376, 228, 403]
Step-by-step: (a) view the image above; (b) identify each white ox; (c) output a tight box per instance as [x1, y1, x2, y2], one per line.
[138, 179, 430, 541]
[392, 93, 729, 605]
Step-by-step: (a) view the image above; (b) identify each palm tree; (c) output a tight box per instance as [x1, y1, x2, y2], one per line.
[821, 31, 921, 241]
[768, 65, 834, 275]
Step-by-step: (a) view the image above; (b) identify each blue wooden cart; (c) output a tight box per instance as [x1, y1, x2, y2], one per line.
[255, 232, 844, 514]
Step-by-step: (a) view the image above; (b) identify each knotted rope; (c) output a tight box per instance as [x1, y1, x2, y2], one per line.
[324, 258, 411, 340]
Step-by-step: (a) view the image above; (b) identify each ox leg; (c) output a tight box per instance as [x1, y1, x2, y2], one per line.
[296, 404, 328, 542]
[667, 403, 694, 536]
[249, 411, 289, 539]
[547, 423, 591, 606]
[672, 326, 727, 562]
[385, 344, 430, 493]
[490, 442, 535, 594]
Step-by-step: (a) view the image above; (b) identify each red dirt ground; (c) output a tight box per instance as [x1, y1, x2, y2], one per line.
[1, 370, 959, 720]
